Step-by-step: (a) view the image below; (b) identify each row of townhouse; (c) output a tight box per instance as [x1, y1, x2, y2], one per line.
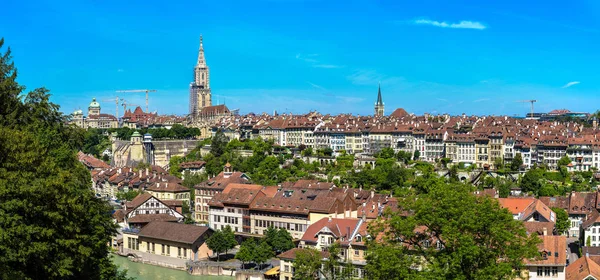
[277, 193, 567, 280]
[208, 111, 600, 171]
[91, 165, 190, 204]
[202, 178, 395, 239]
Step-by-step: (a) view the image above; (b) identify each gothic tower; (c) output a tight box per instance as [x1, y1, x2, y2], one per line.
[189, 35, 212, 116]
[374, 83, 384, 116]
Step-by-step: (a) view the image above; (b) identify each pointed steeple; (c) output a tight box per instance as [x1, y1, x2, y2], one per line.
[376, 82, 383, 105]
[197, 35, 206, 66]
[374, 83, 384, 117]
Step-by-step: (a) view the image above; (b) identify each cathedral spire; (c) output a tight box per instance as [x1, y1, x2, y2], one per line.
[197, 35, 206, 66]
[374, 83, 384, 116]
[376, 82, 383, 106]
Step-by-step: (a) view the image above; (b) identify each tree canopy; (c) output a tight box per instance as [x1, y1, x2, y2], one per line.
[366, 179, 540, 279]
[0, 38, 129, 280]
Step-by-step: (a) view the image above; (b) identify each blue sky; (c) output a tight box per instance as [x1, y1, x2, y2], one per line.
[2, 0, 600, 117]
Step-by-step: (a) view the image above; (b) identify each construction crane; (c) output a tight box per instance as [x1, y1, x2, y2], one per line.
[102, 97, 121, 119]
[517, 100, 537, 119]
[116, 89, 157, 113]
[121, 100, 140, 114]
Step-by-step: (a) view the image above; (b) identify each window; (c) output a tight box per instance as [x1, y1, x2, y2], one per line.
[162, 244, 165, 255]
[552, 267, 558, 276]
[152, 243, 155, 253]
[167, 245, 170, 255]
[537, 267, 543, 276]
[544, 267, 550, 276]
[178, 247, 182, 257]
[354, 250, 360, 256]
[183, 248, 187, 258]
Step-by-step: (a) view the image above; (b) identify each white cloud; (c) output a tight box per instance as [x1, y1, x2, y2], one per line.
[473, 98, 490, 103]
[436, 98, 448, 102]
[313, 64, 344, 69]
[307, 82, 326, 90]
[562, 81, 580, 88]
[296, 54, 343, 69]
[347, 70, 403, 86]
[414, 19, 487, 30]
[295, 53, 318, 63]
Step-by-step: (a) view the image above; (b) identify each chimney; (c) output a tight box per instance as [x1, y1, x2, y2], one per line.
[139, 169, 142, 178]
[328, 216, 332, 222]
[118, 168, 121, 174]
[146, 168, 149, 176]
[371, 190, 375, 198]
[542, 227, 547, 236]
[362, 212, 366, 221]
[347, 227, 351, 241]
[156, 182, 159, 188]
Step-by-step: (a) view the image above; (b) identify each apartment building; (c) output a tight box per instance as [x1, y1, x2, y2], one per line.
[193, 164, 250, 222]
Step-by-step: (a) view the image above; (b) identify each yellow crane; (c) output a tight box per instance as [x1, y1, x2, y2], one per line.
[102, 96, 121, 119]
[517, 99, 537, 119]
[116, 89, 157, 113]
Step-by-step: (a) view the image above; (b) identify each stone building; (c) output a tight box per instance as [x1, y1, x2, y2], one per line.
[189, 35, 212, 116]
[69, 98, 118, 129]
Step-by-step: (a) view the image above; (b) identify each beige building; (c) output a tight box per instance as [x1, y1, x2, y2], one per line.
[146, 182, 191, 203]
[69, 98, 118, 129]
[193, 164, 250, 223]
[122, 221, 213, 266]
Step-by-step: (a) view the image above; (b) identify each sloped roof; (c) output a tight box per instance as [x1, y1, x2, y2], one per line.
[138, 222, 212, 245]
[277, 248, 329, 261]
[498, 197, 536, 215]
[566, 256, 600, 280]
[127, 214, 179, 224]
[524, 235, 566, 266]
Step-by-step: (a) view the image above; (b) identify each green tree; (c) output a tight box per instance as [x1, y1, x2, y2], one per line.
[294, 248, 324, 280]
[511, 153, 523, 171]
[211, 129, 229, 157]
[376, 147, 395, 159]
[264, 227, 294, 254]
[116, 189, 141, 201]
[254, 241, 275, 267]
[0, 38, 130, 280]
[552, 207, 569, 235]
[221, 225, 238, 255]
[558, 156, 572, 168]
[494, 157, 505, 171]
[413, 150, 421, 160]
[302, 147, 314, 157]
[235, 239, 256, 267]
[396, 150, 412, 164]
[587, 236, 592, 247]
[206, 230, 226, 261]
[366, 180, 540, 279]
[168, 156, 184, 178]
[520, 168, 545, 194]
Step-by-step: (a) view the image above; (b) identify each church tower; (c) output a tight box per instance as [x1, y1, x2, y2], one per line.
[374, 83, 384, 116]
[189, 35, 212, 116]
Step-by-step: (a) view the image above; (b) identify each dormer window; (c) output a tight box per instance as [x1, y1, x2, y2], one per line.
[355, 236, 362, 242]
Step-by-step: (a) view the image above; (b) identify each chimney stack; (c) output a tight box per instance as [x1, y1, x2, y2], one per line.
[542, 227, 547, 236]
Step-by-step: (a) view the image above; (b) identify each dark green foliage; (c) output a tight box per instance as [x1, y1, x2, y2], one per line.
[116, 189, 142, 201]
[263, 227, 295, 254]
[558, 156, 572, 168]
[552, 207, 569, 235]
[520, 168, 545, 194]
[396, 150, 413, 164]
[82, 128, 111, 158]
[366, 179, 540, 279]
[413, 150, 420, 160]
[206, 226, 237, 261]
[375, 147, 395, 159]
[108, 125, 200, 141]
[511, 153, 523, 171]
[211, 129, 229, 157]
[0, 38, 130, 280]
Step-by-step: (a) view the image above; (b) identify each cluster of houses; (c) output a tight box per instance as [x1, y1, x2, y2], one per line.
[81, 142, 600, 280]
[208, 109, 600, 172]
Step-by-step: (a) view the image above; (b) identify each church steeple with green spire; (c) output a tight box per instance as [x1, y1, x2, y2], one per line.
[374, 83, 384, 116]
